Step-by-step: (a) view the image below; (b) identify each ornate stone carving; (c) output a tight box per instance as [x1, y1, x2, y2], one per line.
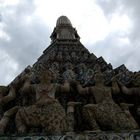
[0, 16, 140, 135]
[62, 63, 76, 81]
[77, 71, 138, 131]
[16, 70, 70, 134]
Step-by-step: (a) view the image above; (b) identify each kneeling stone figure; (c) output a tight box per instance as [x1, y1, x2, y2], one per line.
[16, 70, 70, 134]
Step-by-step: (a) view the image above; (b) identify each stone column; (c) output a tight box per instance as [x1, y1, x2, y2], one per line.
[67, 102, 82, 132]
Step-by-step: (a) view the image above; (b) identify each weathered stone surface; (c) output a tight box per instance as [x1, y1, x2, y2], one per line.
[0, 130, 140, 140]
[0, 16, 140, 136]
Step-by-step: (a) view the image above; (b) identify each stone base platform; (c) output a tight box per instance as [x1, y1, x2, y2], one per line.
[0, 130, 140, 140]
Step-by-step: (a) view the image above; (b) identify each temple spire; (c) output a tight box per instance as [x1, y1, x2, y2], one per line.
[50, 16, 80, 41]
[56, 16, 72, 26]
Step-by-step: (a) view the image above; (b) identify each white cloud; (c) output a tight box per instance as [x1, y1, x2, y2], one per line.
[109, 14, 132, 32]
[0, 0, 19, 6]
[0, 29, 10, 41]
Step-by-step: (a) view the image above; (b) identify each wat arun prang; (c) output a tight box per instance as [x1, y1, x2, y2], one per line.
[0, 16, 140, 135]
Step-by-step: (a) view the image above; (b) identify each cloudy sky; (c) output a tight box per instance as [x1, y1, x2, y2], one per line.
[0, 0, 140, 85]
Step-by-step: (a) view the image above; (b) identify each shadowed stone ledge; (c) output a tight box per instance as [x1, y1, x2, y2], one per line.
[0, 130, 140, 140]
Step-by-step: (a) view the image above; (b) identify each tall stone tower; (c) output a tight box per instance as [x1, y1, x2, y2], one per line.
[33, 16, 112, 85]
[33, 16, 96, 80]
[0, 16, 140, 139]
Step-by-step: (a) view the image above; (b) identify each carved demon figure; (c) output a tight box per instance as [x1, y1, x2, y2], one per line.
[77, 71, 139, 131]
[15, 70, 70, 134]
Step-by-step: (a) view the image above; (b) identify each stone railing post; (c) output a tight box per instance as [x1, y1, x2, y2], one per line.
[67, 102, 82, 132]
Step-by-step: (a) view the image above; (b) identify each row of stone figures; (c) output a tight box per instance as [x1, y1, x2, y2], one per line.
[0, 66, 140, 135]
[34, 61, 135, 87]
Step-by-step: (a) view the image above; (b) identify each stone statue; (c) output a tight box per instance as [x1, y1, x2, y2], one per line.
[118, 80, 140, 118]
[132, 72, 140, 87]
[0, 66, 32, 106]
[0, 85, 20, 134]
[62, 63, 76, 81]
[0, 85, 16, 106]
[15, 70, 70, 134]
[0, 67, 33, 134]
[0, 106, 19, 134]
[118, 81, 140, 96]
[76, 63, 87, 84]
[0, 86, 8, 119]
[0, 86, 8, 98]
[77, 71, 138, 131]
[83, 69, 94, 86]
